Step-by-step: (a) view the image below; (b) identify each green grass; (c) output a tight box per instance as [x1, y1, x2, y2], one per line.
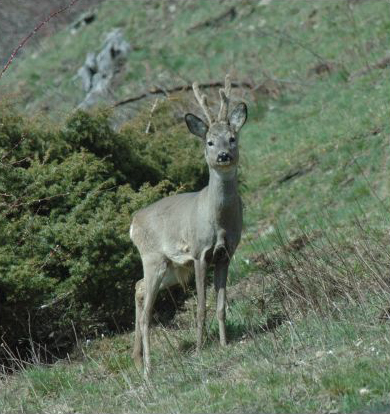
[1, 306, 390, 413]
[1, 0, 390, 412]
[2, 1, 390, 117]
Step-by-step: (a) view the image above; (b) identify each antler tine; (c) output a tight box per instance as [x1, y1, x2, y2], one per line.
[224, 74, 231, 98]
[218, 74, 231, 121]
[218, 89, 229, 121]
[193, 82, 213, 125]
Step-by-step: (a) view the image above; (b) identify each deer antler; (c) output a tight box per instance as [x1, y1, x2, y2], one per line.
[218, 74, 231, 121]
[193, 82, 213, 125]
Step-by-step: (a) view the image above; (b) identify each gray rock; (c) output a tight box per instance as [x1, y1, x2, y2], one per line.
[77, 52, 97, 92]
[77, 29, 131, 109]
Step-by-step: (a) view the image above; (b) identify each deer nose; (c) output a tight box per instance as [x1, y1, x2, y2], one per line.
[217, 152, 231, 162]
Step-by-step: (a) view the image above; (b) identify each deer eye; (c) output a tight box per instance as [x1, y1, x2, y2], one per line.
[229, 137, 236, 144]
[207, 141, 214, 147]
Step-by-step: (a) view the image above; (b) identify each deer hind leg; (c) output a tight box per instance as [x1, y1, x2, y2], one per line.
[140, 255, 167, 378]
[132, 279, 145, 369]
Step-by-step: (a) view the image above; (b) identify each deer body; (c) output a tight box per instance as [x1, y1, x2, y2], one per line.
[131, 171, 242, 266]
[130, 76, 247, 376]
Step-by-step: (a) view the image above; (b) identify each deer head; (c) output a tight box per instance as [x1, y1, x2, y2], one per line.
[185, 75, 247, 172]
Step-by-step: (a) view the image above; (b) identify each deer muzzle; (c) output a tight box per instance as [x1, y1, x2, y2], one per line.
[217, 152, 232, 164]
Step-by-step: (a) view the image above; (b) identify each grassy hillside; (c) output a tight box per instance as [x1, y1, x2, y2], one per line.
[1, 0, 390, 413]
[0, 0, 104, 68]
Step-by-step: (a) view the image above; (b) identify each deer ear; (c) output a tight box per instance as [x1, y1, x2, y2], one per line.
[185, 113, 208, 139]
[229, 103, 247, 132]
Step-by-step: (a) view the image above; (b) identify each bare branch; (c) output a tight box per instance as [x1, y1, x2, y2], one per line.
[0, 133, 26, 161]
[0, 0, 81, 81]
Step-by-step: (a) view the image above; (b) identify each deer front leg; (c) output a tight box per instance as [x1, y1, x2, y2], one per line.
[194, 258, 207, 353]
[214, 259, 229, 346]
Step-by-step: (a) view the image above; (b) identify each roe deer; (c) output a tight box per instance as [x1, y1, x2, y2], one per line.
[130, 75, 247, 376]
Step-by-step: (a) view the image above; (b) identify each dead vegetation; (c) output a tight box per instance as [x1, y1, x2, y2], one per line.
[251, 219, 390, 321]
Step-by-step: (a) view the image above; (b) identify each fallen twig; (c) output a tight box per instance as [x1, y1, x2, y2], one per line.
[349, 55, 390, 81]
[113, 80, 253, 107]
[187, 6, 237, 34]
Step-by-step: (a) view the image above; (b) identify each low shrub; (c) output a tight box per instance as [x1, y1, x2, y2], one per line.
[0, 99, 208, 362]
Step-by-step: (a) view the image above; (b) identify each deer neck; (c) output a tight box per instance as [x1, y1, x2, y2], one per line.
[206, 167, 239, 224]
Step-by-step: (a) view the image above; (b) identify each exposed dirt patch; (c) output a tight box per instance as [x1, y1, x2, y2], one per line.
[307, 61, 339, 77]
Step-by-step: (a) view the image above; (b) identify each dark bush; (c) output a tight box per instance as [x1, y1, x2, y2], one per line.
[0, 99, 208, 362]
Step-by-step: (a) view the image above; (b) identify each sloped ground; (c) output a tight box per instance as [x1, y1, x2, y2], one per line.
[0, 0, 105, 67]
[1, 1, 390, 413]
